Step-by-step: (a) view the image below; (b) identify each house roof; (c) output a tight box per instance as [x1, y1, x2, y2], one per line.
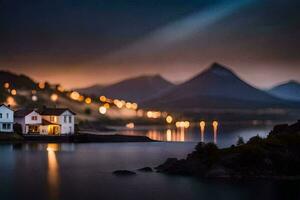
[0, 104, 14, 111]
[42, 119, 60, 126]
[39, 107, 76, 116]
[15, 109, 39, 117]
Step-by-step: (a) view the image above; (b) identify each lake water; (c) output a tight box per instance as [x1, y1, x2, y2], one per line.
[1, 124, 299, 200]
[109, 123, 273, 148]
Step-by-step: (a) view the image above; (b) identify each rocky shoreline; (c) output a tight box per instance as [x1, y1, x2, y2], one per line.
[155, 120, 300, 180]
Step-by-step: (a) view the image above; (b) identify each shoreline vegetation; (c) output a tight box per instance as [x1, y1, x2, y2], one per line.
[0, 133, 154, 143]
[156, 120, 300, 180]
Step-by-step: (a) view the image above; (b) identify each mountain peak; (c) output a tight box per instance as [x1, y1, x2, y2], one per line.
[268, 80, 300, 101]
[209, 62, 232, 71]
[204, 62, 235, 77]
[286, 80, 300, 86]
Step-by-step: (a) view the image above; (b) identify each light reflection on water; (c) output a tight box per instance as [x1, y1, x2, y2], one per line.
[119, 123, 272, 147]
[47, 144, 59, 200]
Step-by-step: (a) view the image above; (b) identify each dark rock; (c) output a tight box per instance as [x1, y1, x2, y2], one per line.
[156, 120, 300, 179]
[155, 158, 178, 172]
[138, 167, 153, 172]
[269, 124, 289, 136]
[113, 170, 136, 176]
[205, 167, 230, 178]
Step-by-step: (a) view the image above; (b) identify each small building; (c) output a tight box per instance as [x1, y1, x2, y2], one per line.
[0, 104, 14, 133]
[14, 107, 76, 135]
[14, 109, 42, 134]
[40, 107, 76, 135]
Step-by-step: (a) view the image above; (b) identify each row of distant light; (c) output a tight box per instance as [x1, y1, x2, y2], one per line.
[3, 82, 218, 128]
[3, 83, 17, 96]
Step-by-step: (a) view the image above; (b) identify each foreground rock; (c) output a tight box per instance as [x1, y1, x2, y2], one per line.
[113, 170, 136, 176]
[157, 120, 300, 179]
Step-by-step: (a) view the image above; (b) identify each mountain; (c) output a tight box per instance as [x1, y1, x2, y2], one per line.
[142, 63, 291, 110]
[78, 75, 175, 103]
[268, 81, 300, 101]
[76, 84, 106, 96]
[0, 70, 36, 89]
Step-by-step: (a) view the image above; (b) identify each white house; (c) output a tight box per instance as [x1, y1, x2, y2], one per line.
[15, 107, 76, 135]
[15, 109, 42, 134]
[39, 107, 76, 135]
[0, 104, 14, 133]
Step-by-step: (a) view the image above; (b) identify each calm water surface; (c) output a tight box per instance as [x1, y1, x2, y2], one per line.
[1, 125, 299, 200]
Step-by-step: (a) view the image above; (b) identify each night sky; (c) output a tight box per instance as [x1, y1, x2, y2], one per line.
[0, 0, 299, 88]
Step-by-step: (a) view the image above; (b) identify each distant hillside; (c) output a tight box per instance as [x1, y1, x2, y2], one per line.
[0, 70, 36, 89]
[76, 84, 106, 96]
[268, 81, 300, 101]
[78, 75, 175, 103]
[142, 63, 293, 110]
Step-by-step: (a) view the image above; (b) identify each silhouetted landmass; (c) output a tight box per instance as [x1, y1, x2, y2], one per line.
[113, 170, 137, 176]
[0, 133, 154, 143]
[269, 80, 300, 101]
[76, 84, 106, 96]
[138, 167, 153, 172]
[156, 120, 300, 179]
[77, 75, 174, 103]
[143, 63, 299, 110]
[0, 70, 36, 89]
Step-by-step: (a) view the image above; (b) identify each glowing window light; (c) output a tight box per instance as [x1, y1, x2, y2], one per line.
[121, 100, 126, 106]
[175, 121, 190, 128]
[200, 121, 206, 128]
[184, 121, 190, 128]
[50, 94, 58, 102]
[32, 95, 38, 102]
[11, 89, 17, 96]
[57, 85, 64, 92]
[126, 122, 135, 129]
[3, 82, 10, 89]
[104, 103, 110, 109]
[131, 103, 138, 110]
[78, 95, 84, 102]
[114, 100, 123, 108]
[6, 96, 16, 106]
[113, 99, 119, 105]
[125, 102, 132, 109]
[166, 115, 173, 124]
[200, 121, 205, 142]
[212, 121, 219, 127]
[147, 111, 153, 118]
[136, 109, 144, 117]
[32, 90, 37, 95]
[38, 82, 45, 89]
[70, 91, 80, 100]
[212, 120, 219, 144]
[100, 96, 107, 102]
[99, 106, 107, 114]
[85, 97, 92, 104]
[180, 121, 185, 128]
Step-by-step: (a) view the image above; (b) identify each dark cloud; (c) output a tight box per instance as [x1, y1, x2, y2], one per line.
[0, 0, 299, 88]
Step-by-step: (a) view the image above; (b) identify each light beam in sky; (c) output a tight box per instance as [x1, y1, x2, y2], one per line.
[103, 0, 255, 61]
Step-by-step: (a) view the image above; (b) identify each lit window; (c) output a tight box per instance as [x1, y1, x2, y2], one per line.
[50, 116, 57, 122]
